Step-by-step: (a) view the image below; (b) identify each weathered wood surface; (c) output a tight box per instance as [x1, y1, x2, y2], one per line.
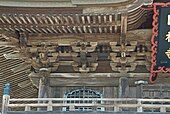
[6, 98, 170, 112]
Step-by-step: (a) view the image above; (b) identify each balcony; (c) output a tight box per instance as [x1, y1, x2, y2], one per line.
[2, 97, 170, 114]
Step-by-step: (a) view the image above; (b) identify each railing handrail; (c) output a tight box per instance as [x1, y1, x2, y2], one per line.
[2, 97, 170, 113]
[8, 98, 170, 102]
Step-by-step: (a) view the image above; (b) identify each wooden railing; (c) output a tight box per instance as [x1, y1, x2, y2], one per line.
[2, 97, 170, 113]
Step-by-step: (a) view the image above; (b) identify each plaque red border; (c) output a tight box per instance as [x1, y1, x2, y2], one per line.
[150, 3, 170, 83]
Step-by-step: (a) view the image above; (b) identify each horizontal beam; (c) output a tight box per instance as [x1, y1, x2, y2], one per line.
[49, 73, 150, 78]
[9, 98, 170, 102]
[0, 1, 76, 7]
[29, 73, 170, 86]
[7, 98, 170, 112]
[8, 103, 170, 108]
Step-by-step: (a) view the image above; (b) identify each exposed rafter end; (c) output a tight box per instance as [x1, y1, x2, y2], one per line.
[11, 62, 30, 73]
[3, 53, 25, 59]
[0, 41, 16, 47]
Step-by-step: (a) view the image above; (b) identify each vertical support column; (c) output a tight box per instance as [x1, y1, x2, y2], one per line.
[62, 87, 67, 111]
[38, 78, 46, 99]
[119, 77, 129, 98]
[121, 12, 127, 35]
[114, 12, 118, 33]
[135, 81, 148, 98]
[37, 78, 45, 111]
[2, 83, 10, 114]
[120, 12, 128, 44]
[103, 87, 112, 111]
[37, 77, 49, 111]
[37, 68, 50, 111]
[38, 76, 49, 99]
[136, 84, 143, 98]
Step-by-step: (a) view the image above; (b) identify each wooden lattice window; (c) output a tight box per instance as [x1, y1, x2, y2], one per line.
[63, 89, 104, 111]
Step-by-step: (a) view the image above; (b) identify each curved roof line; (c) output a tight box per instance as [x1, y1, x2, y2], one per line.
[0, 0, 153, 8]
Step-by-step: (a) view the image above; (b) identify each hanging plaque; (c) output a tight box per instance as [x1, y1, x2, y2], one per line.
[151, 3, 170, 83]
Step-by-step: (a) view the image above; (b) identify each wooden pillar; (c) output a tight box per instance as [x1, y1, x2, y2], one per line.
[136, 84, 142, 98]
[118, 77, 129, 98]
[37, 78, 47, 111]
[37, 67, 51, 111]
[37, 69, 50, 111]
[37, 78, 44, 111]
[38, 78, 47, 99]
[121, 12, 127, 35]
[120, 12, 127, 44]
[135, 81, 148, 98]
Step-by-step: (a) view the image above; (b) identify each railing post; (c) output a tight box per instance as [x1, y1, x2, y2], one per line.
[2, 83, 10, 114]
[137, 100, 143, 112]
[160, 107, 166, 112]
[25, 105, 31, 111]
[47, 100, 53, 111]
[100, 99, 105, 111]
[114, 101, 119, 112]
[69, 105, 75, 111]
[114, 106, 120, 112]
[62, 97, 67, 111]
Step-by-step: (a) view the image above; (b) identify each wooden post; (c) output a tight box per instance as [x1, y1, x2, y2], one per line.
[69, 105, 75, 111]
[160, 107, 166, 112]
[119, 77, 129, 98]
[120, 12, 127, 45]
[121, 12, 127, 35]
[25, 105, 31, 111]
[37, 68, 50, 111]
[114, 105, 120, 112]
[47, 100, 53, 111]
[114, 101, 120, 112]
[2, 83, 10, 114]
[135, 81, 148, 98]
[136, 84, 142, 98]
[137, 100, 143, 112]
[38, 78, 46, 99]
[37, 78, 46, 111]
[2, 95, 10, 114]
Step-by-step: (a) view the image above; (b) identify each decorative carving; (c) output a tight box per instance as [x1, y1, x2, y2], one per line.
[166, 32, 170, 42]
[110, 41, 137, 73]
[71, 41, 98, 72]
[71, 41, 97, 52]
[165, 49, 170, 59]
[1, 33, 59, 73]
